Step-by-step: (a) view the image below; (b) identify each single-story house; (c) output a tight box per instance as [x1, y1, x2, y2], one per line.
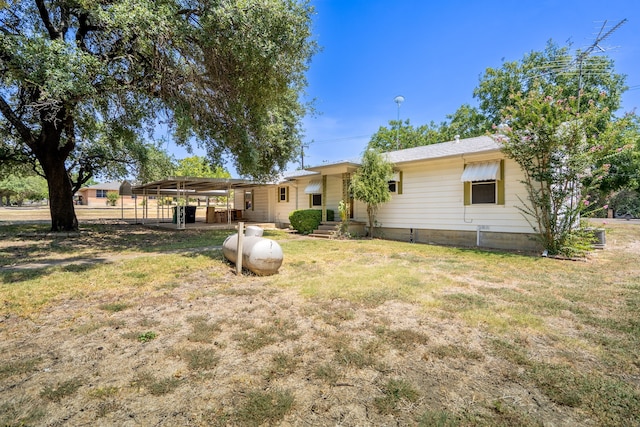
[77, 181, 137, 206]
[235, 135, 541, 251]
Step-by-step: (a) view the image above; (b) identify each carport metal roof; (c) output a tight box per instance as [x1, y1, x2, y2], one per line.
[130, 177, 261, 230]
[131, 177, 259, 196]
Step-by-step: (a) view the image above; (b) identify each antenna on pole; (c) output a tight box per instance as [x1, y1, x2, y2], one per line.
[533, 19, 627, 102]
[575, 19, 627, 108]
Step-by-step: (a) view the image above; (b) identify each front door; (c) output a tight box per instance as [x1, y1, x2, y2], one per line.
[342, 173, 354, 219]
[349, 194, 354, 219]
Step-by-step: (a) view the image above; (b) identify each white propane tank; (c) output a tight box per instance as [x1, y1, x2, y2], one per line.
[223, 231, 283, 276]
[245, 225, 264, 237]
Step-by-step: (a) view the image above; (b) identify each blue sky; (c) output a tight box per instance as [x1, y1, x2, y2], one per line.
[298, 0, 639, 169]
[177, 0, 639, 175]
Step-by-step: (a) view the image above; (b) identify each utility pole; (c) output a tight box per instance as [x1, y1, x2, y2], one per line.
[394, 95, 404, 150]
[300, 141, 310, 169]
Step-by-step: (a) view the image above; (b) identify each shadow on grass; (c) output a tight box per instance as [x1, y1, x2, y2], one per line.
[1, 221, 232, 255]
[1, 222, 230, 283]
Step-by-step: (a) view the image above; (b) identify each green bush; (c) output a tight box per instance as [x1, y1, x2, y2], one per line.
[289, 209, 321, 234]
[106, 192, 119, 206]
[288, 209, 334, 234]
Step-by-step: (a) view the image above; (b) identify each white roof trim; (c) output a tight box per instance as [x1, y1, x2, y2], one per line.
[461, 161, 500, 182]
[304, 180, 322, 194]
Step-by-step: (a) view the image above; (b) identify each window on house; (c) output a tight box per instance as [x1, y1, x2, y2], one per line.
[96, 189, 108, 198]
[279, 187, 288, 202]
[244, 191, 253, 210]
[388, 181, 397, 193]
[471, 180, 496, 204]
[462, 160, 503, 205]
[312, 194, 322, 207]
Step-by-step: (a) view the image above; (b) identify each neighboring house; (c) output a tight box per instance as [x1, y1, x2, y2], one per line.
[235, 135, 541, 251]
[77, 181, 137, 206]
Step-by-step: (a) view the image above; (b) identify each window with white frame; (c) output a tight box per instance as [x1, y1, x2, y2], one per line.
[312, 193, 322, 207]
[388, 171, 401, 194]
[96, 189, 108, 198]
[244, 190, 253, 210]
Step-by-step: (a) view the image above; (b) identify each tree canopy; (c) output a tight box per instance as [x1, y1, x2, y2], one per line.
[368, 105, 489, 152]
[0, 173, 47, 205]
[175, 156, 230, 178]
[0, 0, 316, 231]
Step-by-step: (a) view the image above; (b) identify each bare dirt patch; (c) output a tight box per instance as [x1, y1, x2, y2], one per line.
[2, 278, 583, 426]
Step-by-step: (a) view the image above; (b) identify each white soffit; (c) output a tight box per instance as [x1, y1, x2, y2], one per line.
[304, 180, 322, 194]
[460, 161, 500, 182]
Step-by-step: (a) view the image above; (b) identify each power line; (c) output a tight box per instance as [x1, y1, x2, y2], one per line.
[305, 134, 372, 145]
[533, 19, 627, 87]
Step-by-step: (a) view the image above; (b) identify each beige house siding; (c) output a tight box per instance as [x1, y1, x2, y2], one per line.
[324, 176, 343, 216]
[274, 185, 297, 227]
[233, 186, 278, 222]
[227, 136, 541, 251]
[369, 155, 533, 235]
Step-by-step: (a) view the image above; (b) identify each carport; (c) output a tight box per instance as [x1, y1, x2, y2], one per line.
[131, 177, 257, 230]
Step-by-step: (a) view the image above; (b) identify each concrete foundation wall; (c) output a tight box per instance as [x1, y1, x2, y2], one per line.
[377, 226, 541, 252]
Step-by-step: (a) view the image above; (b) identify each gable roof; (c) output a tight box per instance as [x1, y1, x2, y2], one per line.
[385, 135, 500, 165]
[284, 135, 501, 179]
[81, 181, 123, 191]
[282, 169, 320, 180]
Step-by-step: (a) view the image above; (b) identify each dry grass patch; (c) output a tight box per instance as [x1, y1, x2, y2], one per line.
[186, 315, 222, 343]
[430, 344, 484, 360]
[40, 377, 83, 402]
[0, 357, 41, 380]
[233, 389, 295, 426]
[233, 318, 299, 353]
[182, 348, 220, 371]
[0, 398, 46, 427]
[374, 378, 420, 415]
[1, 217, 639, 426]
[131, 372, 182, 396]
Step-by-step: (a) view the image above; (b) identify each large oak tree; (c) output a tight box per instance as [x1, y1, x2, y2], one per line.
[0, 0, 316, 231]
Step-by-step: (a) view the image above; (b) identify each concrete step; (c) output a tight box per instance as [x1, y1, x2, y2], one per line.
[308, 233, 333, 239]
[317, 224, 338, 231]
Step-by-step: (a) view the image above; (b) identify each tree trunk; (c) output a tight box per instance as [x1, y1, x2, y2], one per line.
[36, 143, 78, 232]
[367, 204, 375, 238]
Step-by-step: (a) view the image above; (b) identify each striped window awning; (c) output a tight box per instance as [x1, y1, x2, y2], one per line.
[460, 161, 501, 182]
[304, 180, 322, 194]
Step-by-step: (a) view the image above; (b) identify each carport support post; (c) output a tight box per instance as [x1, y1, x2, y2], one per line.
[236, 222, 244, 275]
